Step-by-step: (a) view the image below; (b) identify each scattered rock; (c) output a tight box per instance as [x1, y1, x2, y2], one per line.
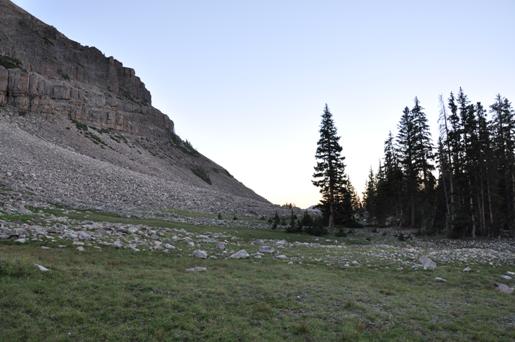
[434, 277, 447, 283]
[192, 249, 208, 259]
[112, 240, 123, 248]
[163, 243, 175, 250]
[275, 254, 288, 260]
[259, 245, 274, 254]
[76, 246, 85, 252]
[419, 256, 437, 270]
[216, 242, 226, 250]
[495, 283, 514, 294]
[463, 266, 472, 272]
[77, 231, 92, 240]
[500, 275, 512, 280]
[186, 266, 207, 272]
[34, 264, 49, 272]
[230, 250, 250, 259]
[15, 238, 26, 243]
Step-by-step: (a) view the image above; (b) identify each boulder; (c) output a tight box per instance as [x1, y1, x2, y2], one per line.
[419, 256, 437, 270]
[230, 250, 250, 259]
[192, 249, 208, 259]
[495, 283, 513, 294]
[78, 231, 92, 240]
[163, 243, 175, 250]
[34, 264, 49, 272]
[259, 245, 274, 254]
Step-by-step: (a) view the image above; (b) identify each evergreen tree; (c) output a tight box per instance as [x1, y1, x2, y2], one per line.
[363, 168, 377, 225]
[396, 98, 435, 230]
[490, 94, 515, 234]
[313, 104, 348, 230]
[397, 106, 418, 227]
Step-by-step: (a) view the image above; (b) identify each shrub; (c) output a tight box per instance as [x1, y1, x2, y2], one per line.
[191, 167, 212, 185]
[0, 55, 22, 69]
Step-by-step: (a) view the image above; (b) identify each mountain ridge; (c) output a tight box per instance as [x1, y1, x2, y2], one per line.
[0, 0, 273, 215]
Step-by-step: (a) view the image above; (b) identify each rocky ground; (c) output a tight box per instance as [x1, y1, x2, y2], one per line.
[2, 180, 514, 294]
[0, 110, 279, 217]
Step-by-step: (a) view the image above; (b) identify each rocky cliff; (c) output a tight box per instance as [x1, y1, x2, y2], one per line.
[0, 0, 272, 215]
[0, 0, 171, 138]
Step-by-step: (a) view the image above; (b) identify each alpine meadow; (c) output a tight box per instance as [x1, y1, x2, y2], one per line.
[0, 1, 514, 341]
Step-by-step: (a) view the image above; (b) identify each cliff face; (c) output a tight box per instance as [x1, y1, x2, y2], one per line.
[0, 0, 271, 212]
[0, 0, 172, 138]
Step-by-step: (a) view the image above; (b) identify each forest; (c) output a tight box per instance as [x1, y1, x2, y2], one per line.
[313, 89, 515, 238]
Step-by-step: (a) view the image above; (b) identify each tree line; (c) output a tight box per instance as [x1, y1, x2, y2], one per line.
[362, 89, 515, 238]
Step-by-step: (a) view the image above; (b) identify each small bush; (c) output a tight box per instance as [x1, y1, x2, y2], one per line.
[0, 55, 22, 69]
[171, 133, 200, 157]
[72, 119, 88, 131]
[303, 217, 327, 236]
[191, 167, 212, 185]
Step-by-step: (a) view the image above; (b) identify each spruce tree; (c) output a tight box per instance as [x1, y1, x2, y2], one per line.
[363, 168, 377, 225]
[313, 104, 347, 230]
[397, 106, 417, 227]
[490, 94, 515, 234]
[396, 98, 435, 230]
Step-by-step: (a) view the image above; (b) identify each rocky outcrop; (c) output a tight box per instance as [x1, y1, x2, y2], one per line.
[0, 0, 173, 138]
[0, 0, 270, 208]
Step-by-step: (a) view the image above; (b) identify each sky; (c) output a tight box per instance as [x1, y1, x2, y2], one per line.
[12, 0, 515, 208]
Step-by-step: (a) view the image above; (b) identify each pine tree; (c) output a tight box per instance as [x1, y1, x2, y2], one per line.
[396, 98, 435, 230]
[437, 95, 454, 234]
[378, 132, 404, 225]
[458, 89, 479, 237]
[363, 168, 377, 225]
[397, 106, 417, 227]
[313, 104, 348, 230]
[490, 94, 515, 234]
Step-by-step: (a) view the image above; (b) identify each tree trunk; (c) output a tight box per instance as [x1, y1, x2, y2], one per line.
[486, 174, 494, 234]
[442, 173, 450, 233]
[468, 177, 476, 239]
[328, 202, 335, 232]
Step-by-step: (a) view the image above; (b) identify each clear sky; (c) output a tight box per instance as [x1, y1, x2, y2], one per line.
[12, 0, 515, 208]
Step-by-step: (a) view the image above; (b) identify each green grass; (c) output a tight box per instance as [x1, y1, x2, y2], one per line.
[0, 243, 513, 341]
[166, 207, 219, 219]
[0, 211, 34, 223]
[32, 207, 332, 243]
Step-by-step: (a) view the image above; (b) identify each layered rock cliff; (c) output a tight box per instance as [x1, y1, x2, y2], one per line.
[0, 0, 272, 214]
[0, 0, 172, 138]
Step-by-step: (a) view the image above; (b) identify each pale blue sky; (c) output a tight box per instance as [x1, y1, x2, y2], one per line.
[12, 0, 515, 207]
